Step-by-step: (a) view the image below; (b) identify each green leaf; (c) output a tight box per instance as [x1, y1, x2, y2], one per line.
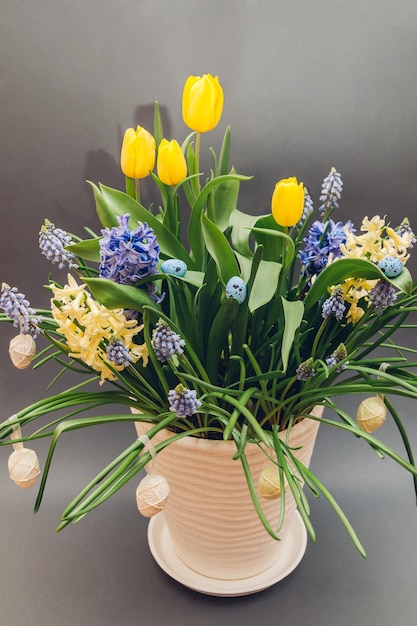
[229, 209, 261, 257]
[304, 258, 413, 312]
[84, 277, 160, 313]
[66, 238, 101, 262]
[200, 212, 240, 284]
[248, 260, 282, 313]
[281, 298, 304, 372]
[153, 101, 163, 148]
[217, 126, 231, 176]
[89, 183, 194, 268]
[189, 173, 252, 266]
[175, 270, 204, 288]
[251, 223, 296, 266]
[206, 297, 239, 381]
[213, 167, 242, 232]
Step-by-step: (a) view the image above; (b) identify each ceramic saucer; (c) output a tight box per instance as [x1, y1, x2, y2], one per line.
[147, 511, 307, 596]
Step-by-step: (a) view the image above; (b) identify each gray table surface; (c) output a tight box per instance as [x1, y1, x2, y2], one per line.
[1, 394, 416, 626]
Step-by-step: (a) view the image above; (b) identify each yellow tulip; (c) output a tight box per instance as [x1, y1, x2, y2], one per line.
[182, 74, 224, 133]
[157, 139, 188, 186]
[271, 177, 304, 227]
[120, 126, 156, 179]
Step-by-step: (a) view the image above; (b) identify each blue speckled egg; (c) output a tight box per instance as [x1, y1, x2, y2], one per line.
[161, 259, 187, 277]
[378, 255, 403, 278]
[225, 276, 247, 304]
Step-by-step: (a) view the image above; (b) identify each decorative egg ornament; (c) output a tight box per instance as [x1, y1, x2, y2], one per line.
[7, 421, 41, 488]
[136, 473, 170, 518]
[378, 255, 404, 278]
[9, 333, 36, 369]
[225, 276, 247, 304]
[8, 447, 41, 489]
[356, 395, 387, 433]
[161, 259, 187, 277]
[258, 465, 283, 500]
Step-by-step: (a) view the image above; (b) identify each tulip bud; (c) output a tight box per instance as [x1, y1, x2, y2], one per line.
[157, 139, 188, 186]
[182, 74, 224, 133]
[271, 177, 304, 227]
[120, 126, 156, 179]
[356, 396, 387, 433]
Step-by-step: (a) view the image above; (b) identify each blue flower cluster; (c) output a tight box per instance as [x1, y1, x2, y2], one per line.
[99, 214, 160, 286]
[39, 219, 78, 270]
[318, 168, 343, 214]
[151, 319, 185, 362]
[106, 338, 132, 367]
[168, 384, 201, 417]
[369, 279, 397, 315]
[322, 286, 346, 321]
[300, 219, 353, 276]
[0, 283, 42, 337]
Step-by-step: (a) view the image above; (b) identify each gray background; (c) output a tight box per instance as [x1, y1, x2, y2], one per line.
[1, 1, 417, 624]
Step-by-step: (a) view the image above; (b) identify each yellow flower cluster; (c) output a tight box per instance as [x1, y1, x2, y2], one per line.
[51, 275, 148, 383]
[336, 216, 414, 323]
[338, 278, 377, 324]
[340, 215, 413, 263]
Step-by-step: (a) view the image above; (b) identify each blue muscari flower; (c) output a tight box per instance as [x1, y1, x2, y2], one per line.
[319, 168, 343, 213]
[151, 319, 185, 362]
[296, 357, 315, 381]
[99, 214, 160, 286]
[397, 218, 416, 248]
[39, 219, 78, 269]
[325, 343, 348, 371]
[168, 384, 201, 417]
[300, 219, 354, 276]
[0, 283, 42, 337]
[302, 190, 314, 220]
[106, 338, 132, 367]
[368, 279, 397, 315]
[322, 286, 346, 321]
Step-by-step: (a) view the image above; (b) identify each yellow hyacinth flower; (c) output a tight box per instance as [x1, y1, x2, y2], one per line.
[50, 275, 148, 383]
[271, 177, 304, 227]
[157, 139, 187, 186]
[182, 74, 224, 133]
[120, 126, 156, 179]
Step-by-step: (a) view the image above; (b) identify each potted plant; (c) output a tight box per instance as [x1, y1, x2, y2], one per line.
[1, 73, 417, 594]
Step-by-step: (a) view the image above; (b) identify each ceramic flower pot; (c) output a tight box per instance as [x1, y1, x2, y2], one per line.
[135, 406, 322, 589]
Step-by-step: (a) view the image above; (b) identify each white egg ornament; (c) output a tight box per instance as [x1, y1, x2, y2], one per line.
[161, 259, 187, 277]
[378, 255, 404, 278]
[8, 448, 41, 489]
[9, 333, 36, 369]
[136, 473, 170, 518]
[225, 276, 247, 304]
[8, 422, 41, 489]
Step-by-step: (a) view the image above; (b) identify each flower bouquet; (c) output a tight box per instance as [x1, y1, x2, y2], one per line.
[1, 74, 417, 564]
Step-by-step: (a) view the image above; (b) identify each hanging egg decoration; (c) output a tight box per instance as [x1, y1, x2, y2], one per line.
[161, 259, 187, 277]
[8, 448, 41, 489]
[356, 395, 387, 433]
[378, 255, 404, 278]
[9, 334, 36, 369]
[136, 473, 170, 518]
[258, 465, 284, 500]
[225, 276, 247, 304]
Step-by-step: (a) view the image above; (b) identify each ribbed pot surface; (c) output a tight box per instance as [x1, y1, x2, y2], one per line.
[135, 406, 322, 580]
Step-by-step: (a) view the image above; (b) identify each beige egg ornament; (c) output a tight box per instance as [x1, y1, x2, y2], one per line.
[258, 465, 284, 500]
[8, 447, 41, 489]
[7, 420, 41, 489]
[136, 473, 170, 518]
[356, 395, 387, 433]
[9, 333, 36, 369]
